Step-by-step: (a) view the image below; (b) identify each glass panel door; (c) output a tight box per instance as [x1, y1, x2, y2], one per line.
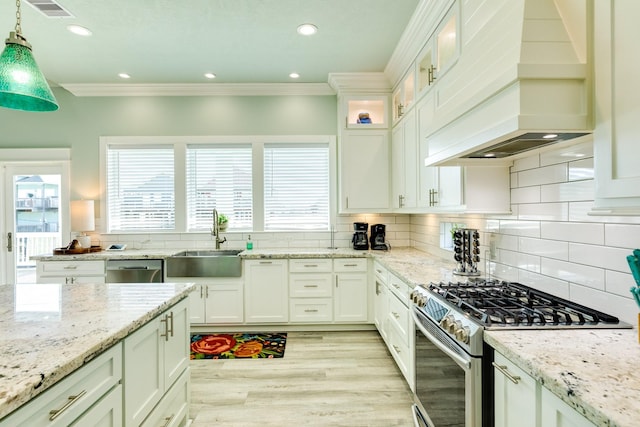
[2, 164, 65, 283]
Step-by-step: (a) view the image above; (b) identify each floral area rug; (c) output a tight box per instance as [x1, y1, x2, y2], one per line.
[190, 332, 287, 359]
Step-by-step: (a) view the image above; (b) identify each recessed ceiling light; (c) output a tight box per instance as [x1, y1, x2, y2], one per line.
[289, 73, 300, 79]
[543, 134, 559, 139]
[204, 73, 216, 79]
[118, 73, 131, 79]
[297, 23, 318, 36]
[67, 25, 92, 36]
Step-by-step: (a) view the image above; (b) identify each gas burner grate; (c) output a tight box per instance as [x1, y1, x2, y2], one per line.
[428, 280, 621, 327]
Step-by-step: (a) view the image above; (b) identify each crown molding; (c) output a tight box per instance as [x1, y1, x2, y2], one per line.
[384, 0, 454, 87]
[327, 72, 391, 95]
[59, 82, 336, 97]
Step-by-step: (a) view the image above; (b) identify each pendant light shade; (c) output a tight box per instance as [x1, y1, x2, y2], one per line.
[0, 0, 59, 112]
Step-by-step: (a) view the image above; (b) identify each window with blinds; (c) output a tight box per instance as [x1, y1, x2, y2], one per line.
[106, 145, 175, 231]
[264, 143, 330, 230]
[186, 145, 253, 231]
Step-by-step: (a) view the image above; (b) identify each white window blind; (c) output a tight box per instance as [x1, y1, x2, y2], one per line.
[264, 143, 330, 231]
[107, 145, 175, 231]
[186, 145, 253, 231]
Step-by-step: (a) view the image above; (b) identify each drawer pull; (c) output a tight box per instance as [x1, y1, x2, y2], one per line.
[392, 311, 400, 319]
[392, 345, 401, 354]
[393, 284, 401, 289]
[492, 362, 521, 384]
[303, 284, 318, 288]
[304, 309, 319, 313]
[343, 263, 358, 267]
[259, 261, 273, 265]
[49, 390, 86, 420]
[63, 265, 78, 270]
[303, 264, 318, 268]
[161, 415, 175, 427]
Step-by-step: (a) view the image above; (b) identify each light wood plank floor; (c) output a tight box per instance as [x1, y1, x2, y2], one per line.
[189, 331, 415, 427]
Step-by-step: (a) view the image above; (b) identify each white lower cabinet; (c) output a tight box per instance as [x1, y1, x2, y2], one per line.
[372, 263, 414, 389]
[36, 260, 106, 284]
[0, 343, 122, 427]
[245, 259, 289, 323]
[140, 369, 190, 427]
[289, 259, 333, 323]
[540, 387, 596, 427]
[494, 350, 596, 427]
[333, 258, 369, 322]
[124, 298, 189, 426]
[189, 279, 244, 324]
[493, 351, 537, 427]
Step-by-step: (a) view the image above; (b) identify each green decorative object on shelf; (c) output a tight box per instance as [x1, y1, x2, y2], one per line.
[217, 213, 229, 231]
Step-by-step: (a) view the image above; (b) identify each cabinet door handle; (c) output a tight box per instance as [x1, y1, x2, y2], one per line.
[6, 232, 12, 252]
[168, 312, 174, 337]
[49, 390, 87, 420]
[161, 415, 175, 427]
[160, 313, 173, 341]
[205, 286, 209, 299]
[399, 194, 405, 208]
[492, 362, 521, 384]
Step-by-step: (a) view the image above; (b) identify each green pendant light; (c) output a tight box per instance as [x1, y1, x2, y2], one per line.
[0, 0, 58, 112]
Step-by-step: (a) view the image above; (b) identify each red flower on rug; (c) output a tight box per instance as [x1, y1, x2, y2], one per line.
[190, 333, 287, 359]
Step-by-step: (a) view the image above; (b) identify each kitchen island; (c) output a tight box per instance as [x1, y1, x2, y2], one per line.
[0, 281, 194, 423]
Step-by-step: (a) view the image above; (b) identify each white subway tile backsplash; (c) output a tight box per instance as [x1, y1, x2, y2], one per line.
[518, 202, 569, 221]
[519, 237, 569, 260]
[540, 258, 605, 290]
[540, 180, 594, 203]
[568, 243, 633, 273]
[605, 270, 638, 298]
[540, 140, 593, 166]
[499, 220, 541, 238]
[604, 223, 640, 249]
[518, 269, 569, 299]
[568, 157, 594, 181]
[511, 186, 541, 204]
[516, 252, 541, 273]
[512, 153, 540, 172]
[569, 284, 637, 325]
[518, 163, 567, 187]
[540, 221, 604, 245]
[496, 234, 519, 251]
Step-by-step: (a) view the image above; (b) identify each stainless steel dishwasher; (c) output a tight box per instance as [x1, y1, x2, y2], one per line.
[106, 259, 164, 283]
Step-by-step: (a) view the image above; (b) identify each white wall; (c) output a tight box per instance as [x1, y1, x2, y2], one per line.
[411, 139, 640, 325]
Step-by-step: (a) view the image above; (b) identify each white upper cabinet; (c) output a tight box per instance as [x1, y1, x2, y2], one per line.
[392, 72, 415, 124]
[416, 3, 459, 99]
[392, 108, 418, 210]
[591, 0, 640, 215]
[343, 95, 389, 129]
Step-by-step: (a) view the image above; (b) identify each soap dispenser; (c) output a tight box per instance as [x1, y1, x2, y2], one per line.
[246, 235, 253, 250]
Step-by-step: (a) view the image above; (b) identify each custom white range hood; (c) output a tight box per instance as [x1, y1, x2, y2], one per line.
[423, 0, 591, 166]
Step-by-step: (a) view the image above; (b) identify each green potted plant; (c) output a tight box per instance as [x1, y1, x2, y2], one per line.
[217, 213, 229, 231]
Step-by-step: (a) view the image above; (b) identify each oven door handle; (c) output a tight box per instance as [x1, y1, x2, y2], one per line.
[412, 309, 471, 371]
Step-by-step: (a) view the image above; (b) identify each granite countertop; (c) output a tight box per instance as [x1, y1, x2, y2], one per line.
[484, 329, 640, 427]
[0, 282, 195, 419]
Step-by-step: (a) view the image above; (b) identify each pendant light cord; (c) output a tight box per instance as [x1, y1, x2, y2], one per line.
[15, 0, 22, 35]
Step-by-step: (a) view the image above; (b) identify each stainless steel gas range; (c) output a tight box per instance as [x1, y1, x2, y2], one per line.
[409, 279, 630, 427]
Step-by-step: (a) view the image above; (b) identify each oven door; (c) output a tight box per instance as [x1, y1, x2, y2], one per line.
[412, 307, 482, 427]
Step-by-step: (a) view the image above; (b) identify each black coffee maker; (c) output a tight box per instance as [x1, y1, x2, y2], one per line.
[352, 222, 369, 250]
[370, 224, 389, 250]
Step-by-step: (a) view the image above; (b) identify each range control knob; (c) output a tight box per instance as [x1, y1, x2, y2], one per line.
[440, 315, 455, 331]
[455, 326, 471, 344]
[449, 320, 462, 334]
[417, 295, 427, 308]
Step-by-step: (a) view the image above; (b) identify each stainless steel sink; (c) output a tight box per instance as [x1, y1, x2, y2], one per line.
[166, 249, 243, 277]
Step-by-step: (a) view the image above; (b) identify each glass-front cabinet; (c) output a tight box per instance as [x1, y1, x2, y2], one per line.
[416, 3, 459, 98]
[344, 95, 388, 129]
[392, 71, 415, 124]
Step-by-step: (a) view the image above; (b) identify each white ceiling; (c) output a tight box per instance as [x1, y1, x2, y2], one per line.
[0, 0, 419, 89]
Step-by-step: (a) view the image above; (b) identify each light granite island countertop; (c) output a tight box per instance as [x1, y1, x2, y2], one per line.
[0, 282, 195, 420]
[485, 328, 640, 427]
